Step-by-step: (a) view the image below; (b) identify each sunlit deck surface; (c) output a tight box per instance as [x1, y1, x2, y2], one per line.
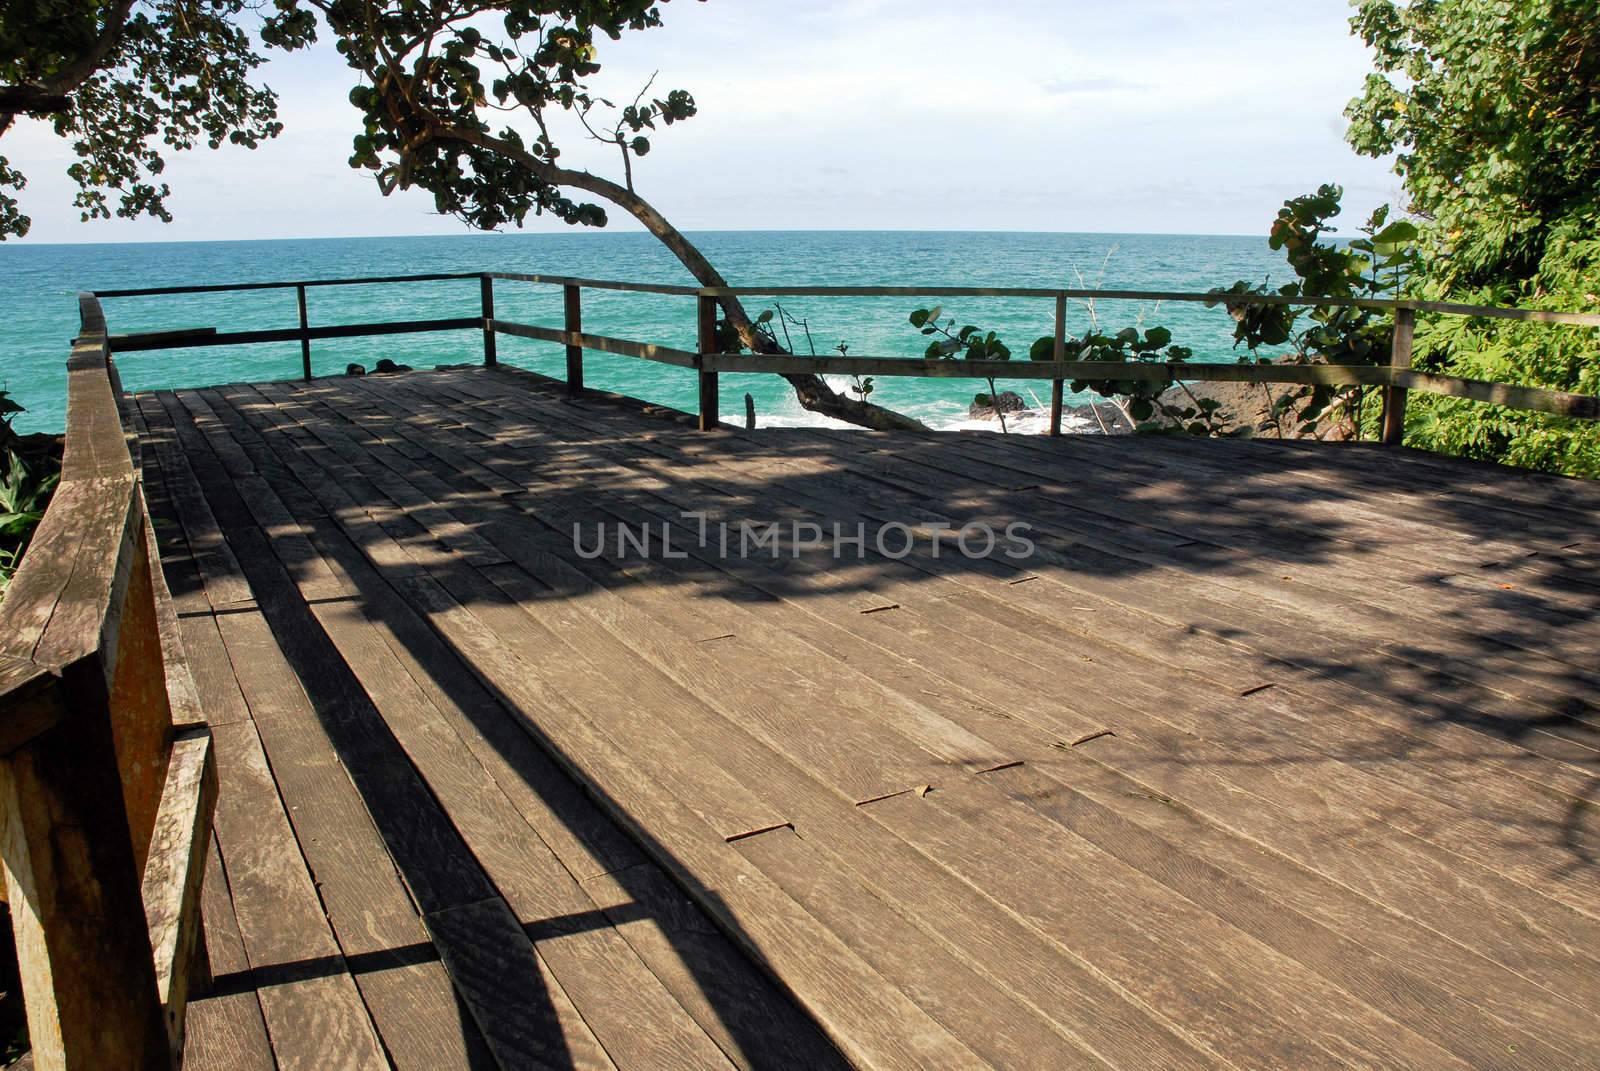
[135, 365, 1600, 1070]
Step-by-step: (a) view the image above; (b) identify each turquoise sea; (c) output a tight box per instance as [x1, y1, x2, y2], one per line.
[0, 231, 1291, 435]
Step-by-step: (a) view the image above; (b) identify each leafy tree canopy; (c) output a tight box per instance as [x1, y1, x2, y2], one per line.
[0, 0, 316, 238]
[1345, 0, 1600, 285]
[1344, 0, 1600, 476]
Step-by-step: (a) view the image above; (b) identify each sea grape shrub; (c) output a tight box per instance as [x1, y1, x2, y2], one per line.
[1036, 326, 1231, 434]
[905, 309, 1230, 435]
[909, 307, 1018, 431]
[1206, 184, 1418, 438]
[0, 390, 57, 596]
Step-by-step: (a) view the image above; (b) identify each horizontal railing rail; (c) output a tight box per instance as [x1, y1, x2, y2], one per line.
[485, 271, 1600, 327]
[95, 272, 488, 381]
[93, 270, 483, 298]
[93, 269, 1600, 437]
[110, 316, 480, 353]
[0, 294, 217, 1067]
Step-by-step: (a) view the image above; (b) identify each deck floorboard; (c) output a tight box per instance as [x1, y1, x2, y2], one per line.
[139, 366, 1600, 1071]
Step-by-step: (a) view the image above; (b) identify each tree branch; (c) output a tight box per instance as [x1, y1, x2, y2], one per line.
[428, 123, 929, 430]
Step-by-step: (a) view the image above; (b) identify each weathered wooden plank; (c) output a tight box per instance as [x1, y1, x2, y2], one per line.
[105, 518, 175, 876]
[143, 366, 1600, 1071]
[257, 383, 963, 813]
[438, 371, 1587, 1056]
[579, 862, 852, 1070]
[868, 785, 1467, 1069]
[265, 379, 1222, 1062]
[0, 680, 169, 1070]
[203, 409, 643, 880]
[139, 730, 216, 1057]
[181, 835, 275, 1071]
[141, 395, 256, 608]
[460, 371, 1600, 998]
[206, 716, 389, 1071]
[422, 897, 619, 1071]
[200, 380, 845, 1069]
[140, 396, 486, 1069]
[340, 374, 1401, 1062]
[736, 827, 1113, 1070]
[286, 544, 985, 1068]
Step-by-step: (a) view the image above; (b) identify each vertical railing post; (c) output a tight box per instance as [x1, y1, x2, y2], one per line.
[1380, 306, 1415, 446]
[696, 294, 719, 430]
[1049, 291, 1066, 437]
[563, 284, 583, 396]
[480, 274, 497, 367]
[296, 284, 312, 382]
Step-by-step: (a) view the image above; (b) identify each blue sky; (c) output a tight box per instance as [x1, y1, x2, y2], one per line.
[7, 0, 1399, 243]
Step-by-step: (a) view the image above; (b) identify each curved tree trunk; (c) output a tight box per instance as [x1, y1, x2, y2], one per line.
[435, 125, 929, 431]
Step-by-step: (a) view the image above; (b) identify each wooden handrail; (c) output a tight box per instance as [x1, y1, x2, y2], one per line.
[93, 270, 482, 298]
[485, 275, 1598, 434]
[89, 269, 1600, 436]
[0, 294, 217, 1068]
[483, 316, 1600, 423]
[483, 272, 1600, 328]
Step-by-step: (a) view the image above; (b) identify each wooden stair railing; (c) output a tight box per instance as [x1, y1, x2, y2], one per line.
[0, 293, 217, 1069]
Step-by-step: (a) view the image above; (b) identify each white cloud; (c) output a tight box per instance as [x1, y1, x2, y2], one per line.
[6, 0, 1396, 242]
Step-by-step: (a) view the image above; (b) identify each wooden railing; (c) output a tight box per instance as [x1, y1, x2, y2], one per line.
[93, 270, 1600, 445]
[482, 273, 1600, 439]
[7, 268, 1590, 1063]
[0, 295, 215, 1068]
[99, 271, 486, 381]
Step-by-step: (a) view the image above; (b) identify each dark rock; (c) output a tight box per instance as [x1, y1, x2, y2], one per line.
[1060, 401, 1136, 434]
[968, 390, 1027, 419]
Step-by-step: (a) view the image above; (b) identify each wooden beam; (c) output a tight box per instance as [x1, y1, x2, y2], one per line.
[1381, 308, 1415, 445]
[140, 730, 216, 1060]
[1049, 293, 1066, 437]
[697, 296, 720, 431]
[1396, 368, 1600, 419]
[490, 320, 699, 368]
[106, 317, 479, 353]
[105, 521, 173, 875]
[0, 672, 169, 1071]
[480, 275, 497, 367]
[296, 285, 312, 382]
[489, 271, 702, 297]
[86, 269, 1600, 328]
[107, 328, 217, 350]
[93, 271, 482, 299]
[564, 284, 584, 396]
[699, 355, 1402, 386]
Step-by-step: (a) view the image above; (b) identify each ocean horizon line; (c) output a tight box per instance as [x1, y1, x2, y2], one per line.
[1, 226, 1270, 251]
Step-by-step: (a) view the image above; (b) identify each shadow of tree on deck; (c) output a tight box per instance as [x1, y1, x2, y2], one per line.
[146, 362, 1600, 1068]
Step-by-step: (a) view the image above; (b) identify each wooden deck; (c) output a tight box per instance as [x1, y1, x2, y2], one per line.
[132, 365, 1600, 1070]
